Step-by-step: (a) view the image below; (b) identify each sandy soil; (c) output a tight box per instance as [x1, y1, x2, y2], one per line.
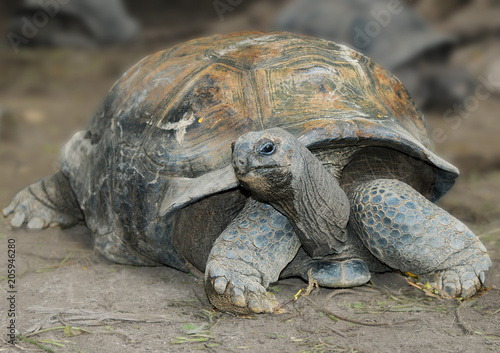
[1, 2, 500, 352]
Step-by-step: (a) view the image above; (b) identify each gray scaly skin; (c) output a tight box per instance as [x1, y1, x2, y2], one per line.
[205, 128, 377, 313]
[205, 198, 300, 314]
[230, 128, 378, 288]
[349, 179, 491, 298]
[205, 128, 376, 314]
[232, 128, 351, 258]
[3, 172, 83, 229]
[215, 127, 491, 309]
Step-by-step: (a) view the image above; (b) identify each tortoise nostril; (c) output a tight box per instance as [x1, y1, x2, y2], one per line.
[232, 157, 247, 171]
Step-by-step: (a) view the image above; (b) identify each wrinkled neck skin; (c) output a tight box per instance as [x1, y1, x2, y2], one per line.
[256, 146, 350, 259]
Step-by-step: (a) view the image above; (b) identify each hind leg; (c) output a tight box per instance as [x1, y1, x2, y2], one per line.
[349, 179, 491, 298]
[3, 172, 83, 229]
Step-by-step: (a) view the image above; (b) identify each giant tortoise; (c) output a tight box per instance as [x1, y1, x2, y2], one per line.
[4, 32, 491, 314]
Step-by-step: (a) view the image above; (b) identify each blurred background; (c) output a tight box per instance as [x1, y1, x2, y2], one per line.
[0, 0, 499, 245]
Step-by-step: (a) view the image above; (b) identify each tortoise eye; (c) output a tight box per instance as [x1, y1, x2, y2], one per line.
[259, 141, 276, 155]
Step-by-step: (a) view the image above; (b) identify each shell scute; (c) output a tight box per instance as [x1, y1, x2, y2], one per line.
[143, 63, 258, 178]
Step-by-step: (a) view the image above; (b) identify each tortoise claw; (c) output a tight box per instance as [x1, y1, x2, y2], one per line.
[420, 263, 487, 299]
[205, 258, 275, 315]
[213, 277, 228, 295]
[10, 211, 26, 228]
[27, 217, 46, 230]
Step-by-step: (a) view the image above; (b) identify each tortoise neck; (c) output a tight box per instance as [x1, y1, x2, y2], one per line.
[272, 147, 350, 258]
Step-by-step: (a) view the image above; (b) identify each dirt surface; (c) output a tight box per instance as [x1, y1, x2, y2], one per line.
[1, 1, 500, 352]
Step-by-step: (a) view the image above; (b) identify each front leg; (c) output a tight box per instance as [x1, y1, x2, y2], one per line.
[205, 198, 300, 315]
[349, 179, 491, 298]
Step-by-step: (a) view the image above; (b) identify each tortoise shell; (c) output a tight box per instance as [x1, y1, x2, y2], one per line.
[60, 31, 458, 269]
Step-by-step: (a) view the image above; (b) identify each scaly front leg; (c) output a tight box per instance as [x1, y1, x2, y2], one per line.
[349, 178, 491, 298]
[205, 198, 300, 315]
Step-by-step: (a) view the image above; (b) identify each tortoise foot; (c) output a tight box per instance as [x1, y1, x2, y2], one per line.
[3, 173, 82, 229]
[308, 259, 371, 288]
[282, 249, 371, 288]
[205, 258, 278, 314]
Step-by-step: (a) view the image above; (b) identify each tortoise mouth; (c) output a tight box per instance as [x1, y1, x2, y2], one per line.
[234, 164, 291, 178]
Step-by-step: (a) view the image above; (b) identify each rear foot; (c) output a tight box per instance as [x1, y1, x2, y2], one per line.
[3, 172, 83, 229]
[309, 259, 371, 288]
[282, 249, 371, 288]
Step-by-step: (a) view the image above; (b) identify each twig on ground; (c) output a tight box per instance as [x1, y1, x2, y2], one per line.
[307, 287, 420, 327]
[456, 302, 474, 335]
[407, 280, 453, 299]
[327, 326, 349, 338]
[276, 268, 319, 310]
[323, 289, 356, 308]
[23, 306, 185, 336]
[192, 288, 210, 307]
[304, 297, 391, 327]
[17, 336, 57, 353]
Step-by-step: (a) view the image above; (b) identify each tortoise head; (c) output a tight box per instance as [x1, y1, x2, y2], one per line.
[232, 128, 304, 202]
